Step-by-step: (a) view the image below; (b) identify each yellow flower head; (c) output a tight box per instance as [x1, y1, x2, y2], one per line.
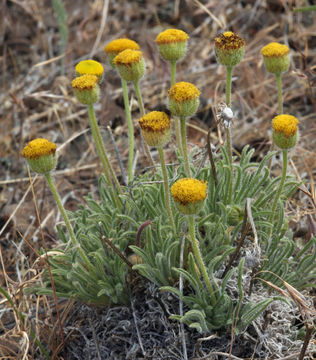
[215, 31, 245, 50]
[21, 138, 57, 160]
[104, 38, 140, 54]
[272, 114, 299, 149]
[114, 49, 142, 65]
[71, 75, 99, 105]
[138, 111, 170, 132]
[171, 178, 207, 205]
[261, 42, 289, 58]
[168, 82, 200, 103]
[272, 114, 298, 138]
[21, 138, 57, 174]
[138, 111, 171, 147]
[168, 82, 200, 117]
[71, 74, 98, 91]
[114, 50, 145, 82]
[75, 60, 104, 77]
[155, 29, 189, 44]
[171, 178, 207, 214]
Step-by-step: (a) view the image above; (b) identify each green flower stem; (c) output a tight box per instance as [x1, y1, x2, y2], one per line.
[180, 116, 191, 177]
[188, 215, 216, 306]
[276, 73, 283, 114]
[170, 60, 176, 86]
[268, 73, 283, 169]
[170, 60, 183, 156]
[121, 78, 135, 183]
[158, 146, 176, 233]
[268, 149, 288, 242]
[87, 104, 122, 210]
[226, 65, 233, 204]
[44, 172, 95, 274]
[133, 80, 155, 169]
[226, 66, 232, 107]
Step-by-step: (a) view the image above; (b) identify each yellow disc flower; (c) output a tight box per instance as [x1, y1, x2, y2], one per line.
[138, 111, 171, 147]
[75, 60, 104, 82]
[114, 49, 145, 82]
[171, 178, 208, 215]
[156, 29, 189, 62]
[214, 31, 245, 67]
[261, 42, 290, 74]
[104, 38, 140, 67]
[272, 114, 299, 149]
[21, 138, 57, 174]
[168, 82, 200, 117]
[71, 74, 99, 105]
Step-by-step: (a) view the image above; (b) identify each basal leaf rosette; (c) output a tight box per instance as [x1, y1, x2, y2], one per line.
[138, 111, 171, 147]
[21, 138, 57, 174]
[214, 31, 245, 67]
[261, 42, 290, 74]
[104, 38, 140, 68]
[171, 178, 207, 215]
[168, 82, 200, 117]
[114, 49, 145, 82]
[71, 74, 99, 105]
[272, 114, 299, 149]
[155, 29, 189, 62]
[75, 60, 104, 83]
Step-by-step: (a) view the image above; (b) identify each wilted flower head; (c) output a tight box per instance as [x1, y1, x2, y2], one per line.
[214, 31, 245, 67]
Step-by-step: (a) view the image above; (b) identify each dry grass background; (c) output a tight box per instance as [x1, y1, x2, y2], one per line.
[0, 0, 315, 359]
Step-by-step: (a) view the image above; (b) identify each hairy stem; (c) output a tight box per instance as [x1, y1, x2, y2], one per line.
[121, 78, 135, 183]
[225, 66, 233, 204]
[133, 80, 156, 169]
[45, 173, 95, 274]
[170, 60, 183, 155]
[180, 116, 191, 177]
[158, 146, 176, 233]
[188, 215, 216, 305]
[268, 149, 288, 244]
[276, 73, 283, 114]
[87, 104, 122, 209]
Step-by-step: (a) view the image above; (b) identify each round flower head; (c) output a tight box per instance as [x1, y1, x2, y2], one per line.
[261, 42, 290, 74]
[272, 114, 299, 149]
[21, 138, 57, 174]
[168, 82, 200, 117]
[104, 38, 140, 68]
[214, 31, 245, 67]
[114, 49, 145, 82]
[138, 111, 171, 147]
[71, 74, 99, 105]
[171, 178, 207, 215]
[75, 60, 104, 83]
[155, 29, 189, 62]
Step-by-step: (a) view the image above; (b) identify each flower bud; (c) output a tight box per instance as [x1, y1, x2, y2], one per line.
[138, 111, 171, 147]
[272, 114, 299, 149]
[104, 38, 140, 68]
[114, 49, 145, 82]
[155, 29, 189, 62]
[261, 42, 290, 74]
[71, 74, 99, 105]
[21, 138, 57, 174]
[75, 59, 104, 83]
[128, 254, 143, 265]
[214, 31, 245, 67]
[168, 82, 200, 117]
[171, 178, 207, 215]
[227, 205, 244, 226]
